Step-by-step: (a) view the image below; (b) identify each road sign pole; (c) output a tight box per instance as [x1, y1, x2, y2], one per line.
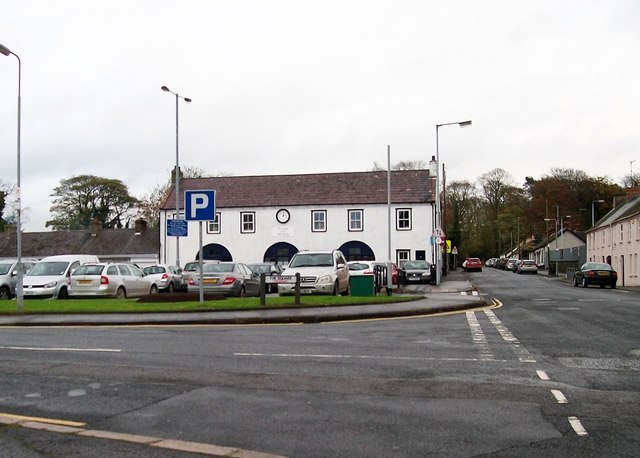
[198, 221, 204, 304]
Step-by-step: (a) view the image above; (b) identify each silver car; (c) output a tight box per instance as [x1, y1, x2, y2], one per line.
[68, 263, 157, 298]
[0, 258, 38, 300]
[187, 262, 260, 297]
[142, 264, 186, 292]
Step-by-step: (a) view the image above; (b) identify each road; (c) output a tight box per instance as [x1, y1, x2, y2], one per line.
[0, 269, 638, 457]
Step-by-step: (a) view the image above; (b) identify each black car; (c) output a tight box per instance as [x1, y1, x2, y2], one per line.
[572, 262, 617, 289]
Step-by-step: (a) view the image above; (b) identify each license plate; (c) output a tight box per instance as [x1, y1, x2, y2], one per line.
[203, 278, 218, 284]
[597, 271, 609, 277]
[77, 279, 92, 285]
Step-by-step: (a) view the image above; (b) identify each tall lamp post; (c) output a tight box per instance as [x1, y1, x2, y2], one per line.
[161, 86, 191, 267]
[0, 43, 23, 310]
[591, 199, 604, 227]
[434, 120, 471, 285]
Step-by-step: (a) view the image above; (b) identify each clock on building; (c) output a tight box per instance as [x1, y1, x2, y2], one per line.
[276, 208, 290, 224]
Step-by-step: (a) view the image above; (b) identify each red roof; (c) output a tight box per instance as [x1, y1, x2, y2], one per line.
[162, 170, 435, 210]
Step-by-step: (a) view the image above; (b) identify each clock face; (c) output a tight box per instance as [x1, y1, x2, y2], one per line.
[276, 209, 290, 224]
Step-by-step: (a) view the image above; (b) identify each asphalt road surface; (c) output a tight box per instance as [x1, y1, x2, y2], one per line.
[0, 269, 638, 457]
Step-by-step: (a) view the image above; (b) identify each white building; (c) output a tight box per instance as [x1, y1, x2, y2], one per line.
[586, 191, 640, 287]
[159, 170, 436, 267]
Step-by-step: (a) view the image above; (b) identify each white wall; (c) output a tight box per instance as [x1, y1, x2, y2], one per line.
[160, 203, 434, 266]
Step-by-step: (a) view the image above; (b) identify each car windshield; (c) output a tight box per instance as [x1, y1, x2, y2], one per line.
[143, 266, 166, 275]
[29, 261, 69, 276]
[349, 263, 370, 271]
[522, 260, 536, 265]
[72, 265, 105, 276]
[0, 263, 13, 275]
[404, 261, 429, 269]
[203, 263, 235, 273]
[184, 263, 199, 272]
[585, 263, 612, 270]
[290, 254, 333, 268]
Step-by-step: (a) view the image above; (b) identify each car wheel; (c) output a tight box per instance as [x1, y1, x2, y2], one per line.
[167, 282, 174, 293]
[582, 278, 589, 288]
[0, 286, 10, 300]
[332, 282, 339, 296]
[150, 284, 158, 294]
[611, 283, 616, 289]
[572, 276, 579, 287]
[116, 287, 127, 299]
[58, 287, 69, 299]
[340, 281, 350, 296]
[239, 285, 247, 297]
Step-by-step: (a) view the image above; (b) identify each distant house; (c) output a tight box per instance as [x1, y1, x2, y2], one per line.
[531, 229, 586, 274]
[159, 170, 437, 267]
[586, 188, 640, 287]
[0, 219, 159, 266]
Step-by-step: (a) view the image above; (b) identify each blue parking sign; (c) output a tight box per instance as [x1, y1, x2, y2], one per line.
[184, 190, 216, 221]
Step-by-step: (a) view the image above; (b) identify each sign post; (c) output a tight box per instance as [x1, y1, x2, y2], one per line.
[185, 190, 216, 303]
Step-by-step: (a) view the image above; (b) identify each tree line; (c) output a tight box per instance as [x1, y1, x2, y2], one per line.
[0, 164, 637, 260]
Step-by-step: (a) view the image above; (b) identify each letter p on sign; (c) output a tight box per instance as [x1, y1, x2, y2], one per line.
[184, 190, 216, 221]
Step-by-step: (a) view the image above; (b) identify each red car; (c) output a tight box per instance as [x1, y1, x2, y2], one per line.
[463, 257, 483, 272]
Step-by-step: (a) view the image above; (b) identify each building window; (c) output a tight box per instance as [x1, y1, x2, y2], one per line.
[348, 209, 364, 232]
[397, 250, 410, 266]
[620, 224, 624, 242]
[637, 218, 640, 240]
[206, 212, 221, 234]
[311, 210, 327, 232]
[241, 212, 255, 233]
[396, 208, 412, 231]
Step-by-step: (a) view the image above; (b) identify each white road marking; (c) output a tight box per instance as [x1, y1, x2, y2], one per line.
[536, 370, 550, 381]
[551, 389, 568, 404]
[484, 310, 536, 363]
[568, 416, 589, 436]
[0, 345, 121, 353]
[466, 312, 495, 361]
[234, 352, 506, 363]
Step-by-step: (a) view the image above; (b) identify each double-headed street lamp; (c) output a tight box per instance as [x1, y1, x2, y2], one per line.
[161, 86, 191, 267]
[0, 43, 23, 310]
[434, 120, 471, 285]
[591, 199, 604, 227]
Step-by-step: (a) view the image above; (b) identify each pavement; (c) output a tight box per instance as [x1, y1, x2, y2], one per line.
[0, 271, 488, 327]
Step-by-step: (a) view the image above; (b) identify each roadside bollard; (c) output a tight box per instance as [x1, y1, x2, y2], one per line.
[295, 272, 301, 305]
[259, 273, 266, 306]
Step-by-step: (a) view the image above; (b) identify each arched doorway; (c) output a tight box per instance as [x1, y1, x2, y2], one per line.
[339, 241, 375, 261]
[195, 243, 233, 262]
[263, 242, 298, 266]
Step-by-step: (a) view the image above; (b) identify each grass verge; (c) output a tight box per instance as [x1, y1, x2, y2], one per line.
[0, 294, 422, 315]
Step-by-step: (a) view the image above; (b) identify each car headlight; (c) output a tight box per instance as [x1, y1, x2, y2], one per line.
[44, 281, 58, 288]
[317, 275, 334, 284]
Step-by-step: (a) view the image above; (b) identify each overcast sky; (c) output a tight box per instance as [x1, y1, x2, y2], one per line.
[1, 0, 638, 232]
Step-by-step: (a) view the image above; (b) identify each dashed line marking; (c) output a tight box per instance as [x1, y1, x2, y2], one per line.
[536, 370, 550, 381]
[0, 345, 121, 353]
[466, 312, 495, 361]
[484, 310, 536, 363]
[551, 389, 569, 404]
[568, 416, 589, 436]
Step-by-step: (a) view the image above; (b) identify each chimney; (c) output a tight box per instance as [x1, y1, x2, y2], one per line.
[134, 219, 147, 235]
[90, 219, 103, 236]
[625, 186, 640, 199]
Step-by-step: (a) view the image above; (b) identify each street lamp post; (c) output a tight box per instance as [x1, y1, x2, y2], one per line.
[434, 120, 471, 285]
[591, 199, 604, 227]
[161, 86, 191, 267]
[0, 43, 23, 310]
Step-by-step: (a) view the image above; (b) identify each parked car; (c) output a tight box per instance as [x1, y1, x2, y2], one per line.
[504, 258, 517, 271]
[188, 262, 260, 297]
[401, 260, 431, 284]
[142, 264, 187, 292]
[183, 260, 219, 285]
[511, 259, 522, 272]
[348, 261, 375, 275]
[248, 263, 283, 293]
[517, 259, 538, 274]
[485, 258, 498, 267]
[22, 254, 99, 299]
[68, 262, 157, 298]
[279, 250, 350, 296]
[372, 261, 404, 285]
[463, 257, 483, 272]
[572, 262, 617, 289]
[0, 258, 38, 300]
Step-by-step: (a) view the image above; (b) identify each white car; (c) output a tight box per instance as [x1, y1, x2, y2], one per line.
[278, 250, 350, 296]
[142, 264, 187, 292]
[69, 262, 156, 298]
[22, 254, 99, 299]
